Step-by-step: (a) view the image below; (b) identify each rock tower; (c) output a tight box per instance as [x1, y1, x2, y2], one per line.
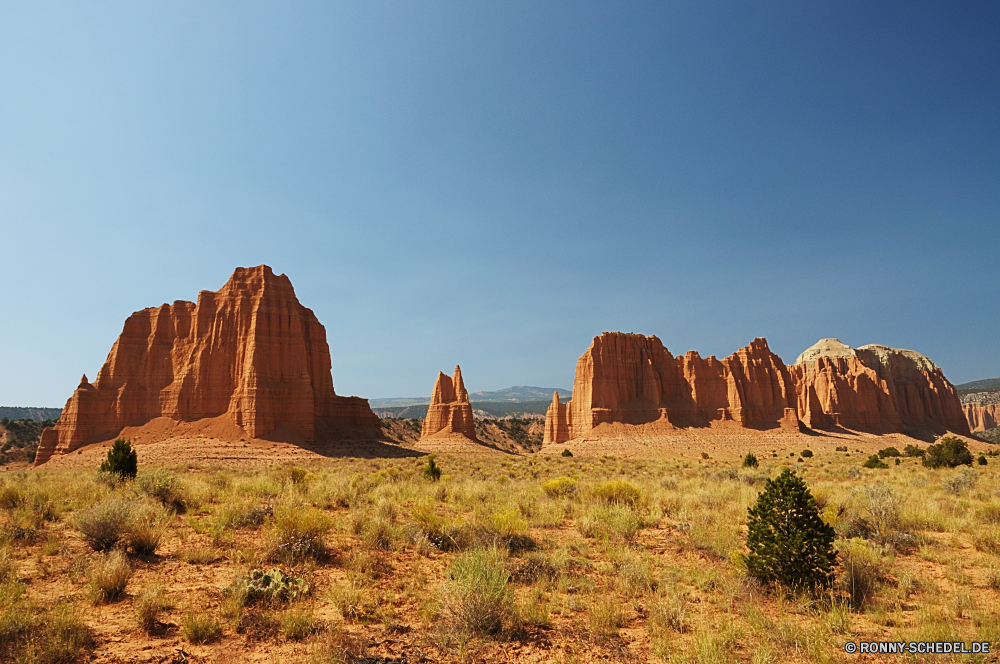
[35, 265, 380, 465]
[420, 365, 478, 441]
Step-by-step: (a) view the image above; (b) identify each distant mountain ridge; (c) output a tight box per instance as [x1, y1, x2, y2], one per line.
[0, 407, 61, 422]
[956, 377, 1000, 395]
[370, 386, 570, 409]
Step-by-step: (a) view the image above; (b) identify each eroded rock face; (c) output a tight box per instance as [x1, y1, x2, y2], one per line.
[35, 265, 379, 465]
[421, 365, 477, 440]
[964, 403, 1000, 432]
[789, 338, 969, 435]
[544, 333, 798, 444]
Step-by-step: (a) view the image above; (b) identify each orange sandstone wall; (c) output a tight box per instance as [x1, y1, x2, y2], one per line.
[964, 403, 999, 432]
[35, 265, 379, 465]
[545, 333, 798, 444]
[421, 365, 477, 440]
[789, 339, 969, 436]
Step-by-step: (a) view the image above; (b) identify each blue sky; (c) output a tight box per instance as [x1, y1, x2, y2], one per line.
[2, 2, 998, 406]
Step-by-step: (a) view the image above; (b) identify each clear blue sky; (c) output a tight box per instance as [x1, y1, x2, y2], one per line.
[2, 2, 998, 406]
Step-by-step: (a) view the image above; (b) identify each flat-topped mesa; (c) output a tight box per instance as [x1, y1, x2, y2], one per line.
[545, 332, 798, 444]
[788, 338, 969, 435]
[421, 365, 478, 440]
[34, 265, 380, 466]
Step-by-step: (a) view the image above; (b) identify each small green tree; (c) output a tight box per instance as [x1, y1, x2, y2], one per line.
[560, 449, 573, 457]
[863, 455, 888, 469]
[922, 437, 973, 469]
[423, 454, 442, 482]
[742, 452, 759, 468]
[100, 438, 138, 480]
[745, 468, 835, 590]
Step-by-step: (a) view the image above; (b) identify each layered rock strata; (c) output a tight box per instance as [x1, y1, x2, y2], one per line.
[35, 265, 380, 465]
[789, 339, 969, 435]
[421, 366, 478, 440]
[543, 333, 798, 445]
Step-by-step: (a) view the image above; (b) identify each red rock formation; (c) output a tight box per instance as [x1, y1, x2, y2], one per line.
[964, 403, 1000, 432]
[421, 366, 478, 440]
[35, 266, 379, 465]
[545, 333, 798, 444]
[789, 339, 970, 435]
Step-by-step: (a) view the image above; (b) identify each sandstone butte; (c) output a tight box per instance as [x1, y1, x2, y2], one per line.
[964, 403, 1000, 432]
[34, 265, 380, 466]
[420, 365, 478, 441]
[544, 333, 799, 445]
[788, 338, 969, 435]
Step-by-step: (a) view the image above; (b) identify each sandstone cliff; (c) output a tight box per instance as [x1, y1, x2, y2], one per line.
[35, 266, 380, 465]
[421, 366, 478, 440]
[789, 338, 969, 435]
[964, 403, 1000, 432]
[544, 333, 798, 444]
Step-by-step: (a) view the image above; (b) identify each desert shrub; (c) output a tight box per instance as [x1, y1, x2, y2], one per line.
[742, 452, 759, 468]
[269, 505, 331, 561]
[979, 503, 1000, 525]
[75, 496, 132, 551]
[127, 499, 171, 556]
[136, 469, 186, 511]
[445, 547, 513, 635]
[973, 528, 1000, 555]
[280, 606, 317, 640]
[561, 449, 573, 457]
[577, 504, 647, 540]
[235, 568, 309, 605]
[0, 548, 16, 584]
[613, 553, 657, 597]
[745, 468, 835, 590]
[857, 484, 905, 548]
[801, 449, 813, 458]
[903, 444, 925, 457]
[923, 436, 973, 468]
[863, 455, 888, 469]
[835, 446, 848, 452]
[328, 578, 375, 622]
[877, 447, 901, 458]
[87, 550, 132, 603]
[181, 611, 222, 644]
[1, 602, 94, 664]
[978, 455, 988, 465]
[540, 476, 577, 497]
[941, 467, 977, 496]
[99, 438, 138, 480]
[423, 455, 442, 482]
[589, 595, 627, 638]
[134, 583, 171, 633]
[836, 538, 886, 608]
[288, 467, 309, 485]
[648, 585, 689, 634]
[591, 480, 641, 506]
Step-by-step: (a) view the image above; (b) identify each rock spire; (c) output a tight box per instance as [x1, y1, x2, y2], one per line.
[421, 365, 478, 440]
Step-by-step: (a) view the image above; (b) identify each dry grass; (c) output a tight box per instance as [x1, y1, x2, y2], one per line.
[2, 439, 999, 662]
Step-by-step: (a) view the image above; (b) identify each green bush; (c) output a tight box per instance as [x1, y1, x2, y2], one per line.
[99, 438, 138, 480]
[801, 449, 813, 458]
[742, 452, 759, 469]
[863, 455, 888, 469]
[745, 468, 836, 590]
[423, 455, 442, 482]
[560, 449, 573, 457]
[903, 444, 925, 457]
[923, 437, 973, 469]
[877, 447, 901, 458]
[978, 455, 987, 466]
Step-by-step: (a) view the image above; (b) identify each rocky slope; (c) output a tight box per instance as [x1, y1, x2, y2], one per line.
[35, 266, 379, 465]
